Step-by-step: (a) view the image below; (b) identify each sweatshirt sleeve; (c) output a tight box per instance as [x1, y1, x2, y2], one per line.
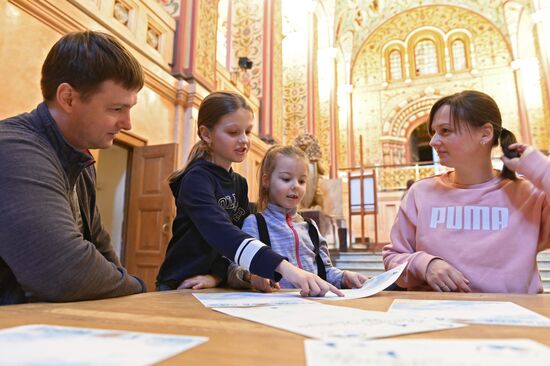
[0, 134, 145, 302]
[516, 149, 550, 251]
[382, 187, 439, 288]
[80, 167, 122, 267]
[180, 171, 284, 280]
[210, 255, 231, 283]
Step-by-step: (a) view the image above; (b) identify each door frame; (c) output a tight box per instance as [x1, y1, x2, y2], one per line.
[114, 131, 147, 265]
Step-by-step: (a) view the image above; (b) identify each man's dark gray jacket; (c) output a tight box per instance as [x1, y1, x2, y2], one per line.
[0, 103, 145, 305]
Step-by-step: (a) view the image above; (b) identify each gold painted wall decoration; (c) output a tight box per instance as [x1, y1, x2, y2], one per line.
[347, 5, 517, 166]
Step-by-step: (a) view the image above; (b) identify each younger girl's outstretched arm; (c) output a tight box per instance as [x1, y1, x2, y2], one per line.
[276, 260, 342, 296]
[240, 214, 343, 296]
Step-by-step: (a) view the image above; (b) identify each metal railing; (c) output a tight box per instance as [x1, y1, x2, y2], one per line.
[341, 158, 505, 192]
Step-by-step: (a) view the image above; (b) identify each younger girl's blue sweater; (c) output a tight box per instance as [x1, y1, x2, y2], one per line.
[242, 203, 344, 288]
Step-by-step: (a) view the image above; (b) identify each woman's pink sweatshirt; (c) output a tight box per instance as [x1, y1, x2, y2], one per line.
[383, 149, 550, 293]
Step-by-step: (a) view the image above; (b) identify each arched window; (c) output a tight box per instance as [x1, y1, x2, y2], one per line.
[414, 40, 438, 76]
[448, 33, 471, 72]
[409, 122, 433, 163]
[389, 50, 403, 81]
[451, 39, 467, 71]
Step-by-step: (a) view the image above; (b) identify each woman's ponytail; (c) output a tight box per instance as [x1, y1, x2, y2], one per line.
[499, 128, 518, 181]
[168, 140, 210, 183]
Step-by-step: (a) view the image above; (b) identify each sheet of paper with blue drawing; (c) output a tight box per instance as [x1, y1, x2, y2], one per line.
[319, 261, 407, 300]
[193, 262, 407, 307]
[214, 302, 465, 340]
[0, 324, 207, 366]
[388, 299, 550, 327]
[304, 339, 550, 366]
[193, 291, 315, 308]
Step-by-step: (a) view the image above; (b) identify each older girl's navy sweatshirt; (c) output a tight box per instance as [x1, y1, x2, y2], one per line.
[156, 160, 284, 290]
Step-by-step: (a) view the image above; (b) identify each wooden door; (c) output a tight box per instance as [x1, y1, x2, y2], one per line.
[125, 143, 177, 291]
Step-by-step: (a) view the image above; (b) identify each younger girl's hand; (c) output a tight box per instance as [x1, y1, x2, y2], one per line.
[425, 259, 471, 292]
[276, 260, 344, 297]
[341, 270, 368, 289]
[177, 274, 222, 290]
[250, 275, 280, 293]
[501, 143, 534, 172]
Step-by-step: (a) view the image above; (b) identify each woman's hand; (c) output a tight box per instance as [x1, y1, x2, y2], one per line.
[276, 260, 344, 297]
[341, 270, 368, 289]
[501, 143, 534, 172]
[177, 274, 222, 290]
[425, 259, 471, 292]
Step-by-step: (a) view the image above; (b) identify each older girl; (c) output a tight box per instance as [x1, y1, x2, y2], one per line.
[156, 91, 342, 297]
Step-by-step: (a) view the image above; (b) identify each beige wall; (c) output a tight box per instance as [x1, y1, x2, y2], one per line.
[0, 1, 57, 118]
[132, 85, 176, 145]
[0, 0, 180, 149]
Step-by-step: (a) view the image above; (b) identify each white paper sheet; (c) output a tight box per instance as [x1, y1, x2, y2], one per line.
[194, 262, 407, 307]
[0, 324, 207, 366]
[388, 299, 550, 327]
[193, 291, 315, 307]
[320, 262, 407, 300]
[304, 339, 550, 366]
[214, 302, 465, 340]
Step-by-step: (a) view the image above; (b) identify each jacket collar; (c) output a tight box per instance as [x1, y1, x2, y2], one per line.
[35, 102, 95, 187]
[265, 202, 298, 219]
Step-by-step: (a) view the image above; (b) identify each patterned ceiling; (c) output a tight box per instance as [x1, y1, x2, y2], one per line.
[333, 0, 527, 60]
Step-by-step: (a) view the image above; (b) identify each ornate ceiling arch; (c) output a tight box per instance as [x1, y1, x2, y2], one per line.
[350, 4, 512, 87]
[335, 0, 512, 60]
[382, 90, 442, 139]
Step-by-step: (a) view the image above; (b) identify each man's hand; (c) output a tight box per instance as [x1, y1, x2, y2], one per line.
[177, 274, 222, 290]
[425, 259, 471, 292]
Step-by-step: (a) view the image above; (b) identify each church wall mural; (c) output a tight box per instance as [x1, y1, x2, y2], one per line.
[349, 5, 518, 166]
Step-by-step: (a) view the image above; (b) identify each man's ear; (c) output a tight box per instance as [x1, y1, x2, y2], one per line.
[198, 125, 211, 144]
[480, 122, 494, 145]
[56, 83, 76, 112]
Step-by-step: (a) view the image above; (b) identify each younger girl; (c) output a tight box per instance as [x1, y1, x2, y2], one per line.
[383, 90, 550, 293]
[239, 145, 367, 290]
[156, 91, 342, 297]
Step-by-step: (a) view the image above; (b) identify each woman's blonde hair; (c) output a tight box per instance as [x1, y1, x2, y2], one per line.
[256, 145, 309, 212]
[169, 91, 253, 182]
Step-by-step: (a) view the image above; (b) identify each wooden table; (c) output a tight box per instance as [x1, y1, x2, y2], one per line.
[1, 291, 549, 365]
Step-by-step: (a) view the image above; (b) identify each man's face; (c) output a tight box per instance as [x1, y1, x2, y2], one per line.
[69, 80, 138, 150]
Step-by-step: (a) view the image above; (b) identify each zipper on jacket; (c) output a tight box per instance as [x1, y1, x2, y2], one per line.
[286, 213, 303, 269]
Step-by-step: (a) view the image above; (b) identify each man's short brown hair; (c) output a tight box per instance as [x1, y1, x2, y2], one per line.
[41, 31, 144, 101]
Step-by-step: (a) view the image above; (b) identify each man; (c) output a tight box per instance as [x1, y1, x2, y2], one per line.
[0, 31, 146, 304]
